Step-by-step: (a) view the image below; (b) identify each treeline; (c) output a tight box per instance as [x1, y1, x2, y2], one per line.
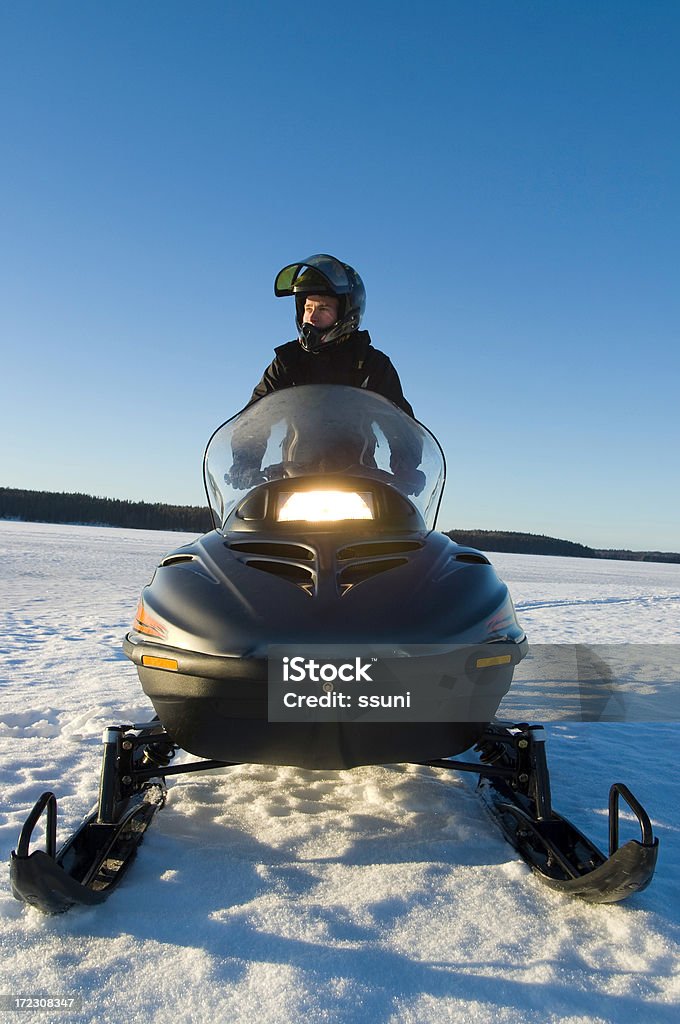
[2, 489, 679, 563]
[446, 529, 598, 558]
[0, 488, 212, 533]
[592, 548, 680, 564]
[445, 529, 680, 564]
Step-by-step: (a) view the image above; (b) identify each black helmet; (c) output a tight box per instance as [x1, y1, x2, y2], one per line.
[274, 254, 366, 353]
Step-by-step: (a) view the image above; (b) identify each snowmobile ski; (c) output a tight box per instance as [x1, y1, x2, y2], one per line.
[425, 722, 658, 904]
[478, 776, 658, 902]
[10, 721, 236, 914]
[10, 787, 165, 914]
[9, 723, 172, 914]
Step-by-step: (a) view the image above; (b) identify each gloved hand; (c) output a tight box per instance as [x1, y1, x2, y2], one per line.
[390, 457, 426, 497]
[226, 461, 265, 491]
[402, 468, 426, 497]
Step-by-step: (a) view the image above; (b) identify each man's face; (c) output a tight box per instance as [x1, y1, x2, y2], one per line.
[303, 294, 339, 328]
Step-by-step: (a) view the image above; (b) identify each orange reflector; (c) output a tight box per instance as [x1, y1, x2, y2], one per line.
[133, 599, 167, 640]
[141, 655, 179, 671]
[476, 654, 512, 669]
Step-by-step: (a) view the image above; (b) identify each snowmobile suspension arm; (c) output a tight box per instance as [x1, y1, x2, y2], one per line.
[132, 759, 241, 782]
[100, 725, 239, 811]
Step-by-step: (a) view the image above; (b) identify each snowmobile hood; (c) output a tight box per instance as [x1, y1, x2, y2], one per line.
[127, 529, 525, 658]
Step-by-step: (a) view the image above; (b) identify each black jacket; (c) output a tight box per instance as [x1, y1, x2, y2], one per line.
[247, 331, 414, 418]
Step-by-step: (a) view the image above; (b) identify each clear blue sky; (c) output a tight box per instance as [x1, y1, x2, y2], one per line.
[1, 1, 678, 550]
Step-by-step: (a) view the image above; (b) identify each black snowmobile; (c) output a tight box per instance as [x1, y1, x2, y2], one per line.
[10, 386, 658, 913]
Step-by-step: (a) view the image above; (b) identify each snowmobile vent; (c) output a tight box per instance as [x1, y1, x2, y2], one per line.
[227, 541, 315, 561]
[336, 540, 423, 560]
[227, 541, 317, 595]
[335, 540, 421, 593]
[337, 557, 409, 590]
[244, 559, 315, 594]
[455, 552, 490, 565]
[160, 554, 196, 567]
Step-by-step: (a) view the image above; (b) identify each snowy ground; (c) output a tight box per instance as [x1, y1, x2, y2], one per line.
[1, 521, 679, 1023]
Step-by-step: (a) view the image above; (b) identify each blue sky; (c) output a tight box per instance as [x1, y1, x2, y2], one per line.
[1, 1, 678, 550]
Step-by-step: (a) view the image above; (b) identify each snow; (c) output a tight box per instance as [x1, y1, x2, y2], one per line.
[0, 520, 678, 1023]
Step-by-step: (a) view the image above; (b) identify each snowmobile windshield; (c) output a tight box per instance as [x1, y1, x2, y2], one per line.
[204, 385, 445, 529]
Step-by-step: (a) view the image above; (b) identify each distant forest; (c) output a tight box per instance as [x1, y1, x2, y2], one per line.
[445, 529, 680, 564]
[0, 487, 212, 533]
[1, 487, 679, 563]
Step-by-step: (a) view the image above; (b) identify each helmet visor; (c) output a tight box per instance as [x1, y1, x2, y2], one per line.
[274, 254, 353, 296]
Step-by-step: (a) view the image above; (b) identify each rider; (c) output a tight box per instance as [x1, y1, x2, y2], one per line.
[230, 254, 423, 492]
[247, 253, 415, 416]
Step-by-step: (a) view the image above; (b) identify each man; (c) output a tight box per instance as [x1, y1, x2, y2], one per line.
[247, 253, 415, 416]
[230, 254, 423, 492]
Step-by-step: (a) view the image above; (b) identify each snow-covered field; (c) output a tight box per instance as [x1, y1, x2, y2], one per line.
[1, 521, 678, 1023]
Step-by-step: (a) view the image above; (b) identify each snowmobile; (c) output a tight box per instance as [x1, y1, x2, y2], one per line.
[10, 386, 658, 913]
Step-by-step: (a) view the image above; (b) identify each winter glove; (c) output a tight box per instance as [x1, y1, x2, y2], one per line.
[389, 456, 426, 497]
[401, 468, 426, 497]
[226, 460, 265, 491]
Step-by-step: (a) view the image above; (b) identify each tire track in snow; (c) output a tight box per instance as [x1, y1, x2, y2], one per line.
[516, 593, 680, 612]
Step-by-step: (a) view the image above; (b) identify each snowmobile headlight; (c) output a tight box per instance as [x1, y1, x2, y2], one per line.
[276, 490, 374, 522]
